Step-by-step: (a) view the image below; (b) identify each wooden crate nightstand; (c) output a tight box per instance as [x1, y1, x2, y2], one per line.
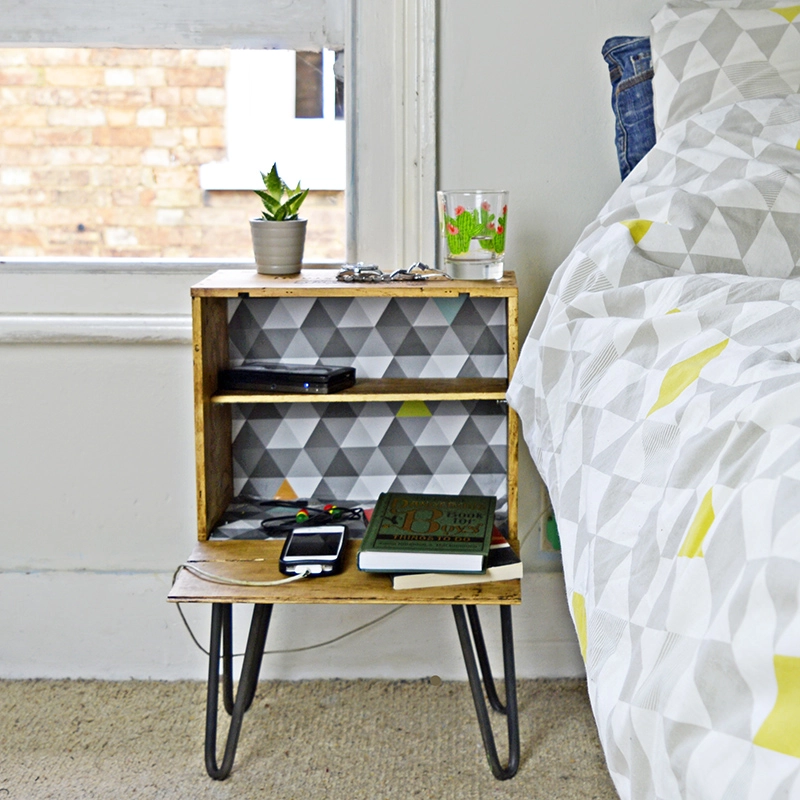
[170, 268, 522, 780]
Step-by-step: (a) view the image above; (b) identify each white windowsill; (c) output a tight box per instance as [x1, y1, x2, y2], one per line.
[0, 257, 342, 274]
[0, 313, 192, 344]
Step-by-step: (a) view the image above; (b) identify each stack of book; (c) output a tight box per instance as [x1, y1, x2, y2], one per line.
[356, 492, 522, 590]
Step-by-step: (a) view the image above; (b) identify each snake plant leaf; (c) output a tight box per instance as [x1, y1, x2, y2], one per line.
[262, 164, 284, 200]
[255, 190, 281, 215]
[284, 188, 309, 219]
[254, 163, 309, 221]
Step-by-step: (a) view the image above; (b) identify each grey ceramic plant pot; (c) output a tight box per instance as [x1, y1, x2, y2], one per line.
[249, 217, 307, 275]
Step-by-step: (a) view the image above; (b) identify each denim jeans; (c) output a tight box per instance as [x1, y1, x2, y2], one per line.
[602, 36, 656, 181]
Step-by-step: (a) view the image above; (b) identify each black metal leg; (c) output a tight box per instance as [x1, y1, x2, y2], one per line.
[452, 604, 520, 780]
[205, 603, 273, 780]
[221, 604, 234, 714]
[466, 605, 506, 714]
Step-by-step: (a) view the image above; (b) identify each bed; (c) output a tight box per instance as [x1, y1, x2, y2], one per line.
[507, 2, 800, 797]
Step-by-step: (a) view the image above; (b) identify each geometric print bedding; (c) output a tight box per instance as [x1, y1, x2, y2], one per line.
[652, 4, 800, 135]
[507, 87, 800, 800]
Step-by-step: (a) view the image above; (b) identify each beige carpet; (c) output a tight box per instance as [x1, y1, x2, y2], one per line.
[0, 678, 618, 800]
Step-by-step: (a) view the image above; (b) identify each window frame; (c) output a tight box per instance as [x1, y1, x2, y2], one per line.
[346, 0, 437, 269]
[0, 0, 437, 272]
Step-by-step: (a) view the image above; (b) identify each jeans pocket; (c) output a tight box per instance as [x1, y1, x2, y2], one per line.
[603, 36, 656, 180]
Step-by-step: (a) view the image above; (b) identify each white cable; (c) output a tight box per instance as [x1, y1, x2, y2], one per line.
[264, 606, 405, 654]
[178, 563, 311, 587]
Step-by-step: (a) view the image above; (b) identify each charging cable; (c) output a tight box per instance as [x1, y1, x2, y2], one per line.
[171, 563, 405, 657]
[176, 563, 311, 587]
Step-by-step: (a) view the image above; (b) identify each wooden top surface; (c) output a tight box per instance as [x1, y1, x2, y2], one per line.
[168, 540, 522, 606]
[191, 268, 518, 298]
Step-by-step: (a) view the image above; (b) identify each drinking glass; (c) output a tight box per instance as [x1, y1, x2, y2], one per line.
[437, 190, 508, 280]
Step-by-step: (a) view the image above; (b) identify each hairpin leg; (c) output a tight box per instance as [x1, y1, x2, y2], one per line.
[452, 604, 519, 780]
[466, 605, 507, 714]
[205, 602, 273, 780]
[220, 604, 234, 714]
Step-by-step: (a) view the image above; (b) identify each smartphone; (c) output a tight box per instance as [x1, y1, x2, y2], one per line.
[278, 525, 348, 576]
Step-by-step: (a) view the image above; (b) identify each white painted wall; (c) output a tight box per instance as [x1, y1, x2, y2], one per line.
[438, 0, 663, 581]
[0, 0, 662, 680]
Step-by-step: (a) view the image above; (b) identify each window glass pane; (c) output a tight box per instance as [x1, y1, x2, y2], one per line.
[0, 47, 345, 260]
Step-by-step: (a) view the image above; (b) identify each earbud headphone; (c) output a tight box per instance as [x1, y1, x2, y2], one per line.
[259, 499, 365, 534]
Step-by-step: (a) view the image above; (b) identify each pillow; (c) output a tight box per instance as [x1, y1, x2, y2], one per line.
[602, 36, 657, 180]
[651, 4, 800, 136]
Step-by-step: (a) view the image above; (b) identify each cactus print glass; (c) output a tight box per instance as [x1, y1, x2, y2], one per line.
[437, 190, 508, 280]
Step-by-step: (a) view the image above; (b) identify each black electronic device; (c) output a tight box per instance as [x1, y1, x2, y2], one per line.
[278, 525, 348, 576]
[218, 361, 356, 394]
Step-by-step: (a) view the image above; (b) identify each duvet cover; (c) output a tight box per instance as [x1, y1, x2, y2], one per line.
[508, 3, 800, 798]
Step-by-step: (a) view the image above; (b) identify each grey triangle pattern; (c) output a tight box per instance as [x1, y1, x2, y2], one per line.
[228, 302, 274, 362]
[261, 298, 303, 329]
[652, 5, 800, 134]
[477, 297, 510, 326]
[227, 296, 507, 377]
[302, 298, 338, 335]
[231, 401, 507, 506]
[338, 446, 377, 474]
[318, 296, 355, 326]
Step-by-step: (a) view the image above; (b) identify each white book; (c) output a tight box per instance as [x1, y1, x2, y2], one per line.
[392, 533, 522, 590]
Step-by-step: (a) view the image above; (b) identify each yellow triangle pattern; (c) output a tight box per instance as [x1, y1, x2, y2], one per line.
[572, 592, 588, 661]
[397, 400, 431, 418]
[621, 219, 653, 244]
[772, 5, 800, 22]
[679, 488, 714, 558]
[274, 478, 298, 501]
[796, 138, 800, 150]
[648, 339, 729, 415]
[754, 655, 800, 758]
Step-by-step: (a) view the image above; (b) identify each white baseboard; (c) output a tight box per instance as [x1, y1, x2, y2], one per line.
[0, 571, 584, 681]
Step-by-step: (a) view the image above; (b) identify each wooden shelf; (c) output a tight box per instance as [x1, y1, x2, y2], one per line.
[211, 377, 509, 404]
[169, 540, 522, 606]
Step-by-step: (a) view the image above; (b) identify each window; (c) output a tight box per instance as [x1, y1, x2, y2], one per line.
[0, 0, 436, 270]
[0, 46, 346, 260]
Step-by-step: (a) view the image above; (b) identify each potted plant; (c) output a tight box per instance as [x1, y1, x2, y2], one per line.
[250, 163, 310, 275]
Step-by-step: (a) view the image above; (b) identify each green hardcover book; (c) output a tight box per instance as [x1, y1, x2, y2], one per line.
[357, 492, 497, 574]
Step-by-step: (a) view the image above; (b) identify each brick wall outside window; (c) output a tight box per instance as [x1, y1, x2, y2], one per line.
[0, 48, 345, 260]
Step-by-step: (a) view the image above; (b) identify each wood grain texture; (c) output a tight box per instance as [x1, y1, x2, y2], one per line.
[193, 296, 232, 539]
[169, 540, 522, 605]
[506, 291, 520, 550]
[191, 268, 518, 298]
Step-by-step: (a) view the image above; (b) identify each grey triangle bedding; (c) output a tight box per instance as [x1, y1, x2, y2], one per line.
[508, 3, 800, 798]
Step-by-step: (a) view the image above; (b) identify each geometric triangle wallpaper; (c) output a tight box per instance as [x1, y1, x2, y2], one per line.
[231, 398, 508, 506]
[228, 295, 507, 378]
[216, 296, 509, 539]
